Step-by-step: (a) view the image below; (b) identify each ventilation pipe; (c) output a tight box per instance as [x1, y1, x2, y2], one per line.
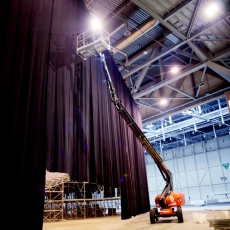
[110, 18, 158, 54]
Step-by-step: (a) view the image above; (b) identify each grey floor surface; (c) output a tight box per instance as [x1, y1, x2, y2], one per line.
[43, 203, 230, 230]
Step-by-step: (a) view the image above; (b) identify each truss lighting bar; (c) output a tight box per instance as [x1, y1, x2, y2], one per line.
[144, 107, 229, 139]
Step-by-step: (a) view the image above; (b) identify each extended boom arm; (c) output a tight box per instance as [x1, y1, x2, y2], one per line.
[100, 54, 173, 203]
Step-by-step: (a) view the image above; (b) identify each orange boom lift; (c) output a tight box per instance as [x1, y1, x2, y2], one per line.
[100, 53, 185, 224]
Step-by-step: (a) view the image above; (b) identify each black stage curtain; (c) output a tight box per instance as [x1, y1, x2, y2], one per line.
[1, 0, 54, 229]
[1, 0, 150, 228]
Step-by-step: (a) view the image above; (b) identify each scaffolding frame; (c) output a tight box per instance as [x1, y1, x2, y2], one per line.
[44, 181, 120, 221]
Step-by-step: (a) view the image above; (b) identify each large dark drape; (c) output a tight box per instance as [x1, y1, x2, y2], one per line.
[1, 0, 53, 229]
[1, 0, 150, 228]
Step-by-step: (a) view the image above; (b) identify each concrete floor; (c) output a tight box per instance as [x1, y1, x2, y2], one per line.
[43, 203, 230, 230]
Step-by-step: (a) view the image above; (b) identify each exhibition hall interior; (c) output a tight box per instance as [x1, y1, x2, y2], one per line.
[1, 0, 230, 229]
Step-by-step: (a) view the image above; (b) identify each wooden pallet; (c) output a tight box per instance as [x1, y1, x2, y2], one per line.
[208, 219, 230, 230]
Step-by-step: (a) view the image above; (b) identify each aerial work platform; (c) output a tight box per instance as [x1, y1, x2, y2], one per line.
[76, 28, 110, 60]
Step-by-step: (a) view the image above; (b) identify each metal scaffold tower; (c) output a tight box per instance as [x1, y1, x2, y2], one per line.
[44, 180, 121, 221]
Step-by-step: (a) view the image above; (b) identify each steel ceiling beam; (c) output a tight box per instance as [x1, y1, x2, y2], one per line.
[166, 85, 195, 99]
[131, 0, 230, 65]
[142, 88, 230, 125]
[118, 34, 170, 71]
[168, 77, 186, 100]
[195, 66, 207, 98]
[101, 0, 133, 24]
[221, 60, 230, 69]
[132, 47, 230, 99]
[122, 13, 227, 79]
[187, 0, 201, 37]
[212, 49, 230, 62]
[133, 62, 206, 99]
[162, 0, 195, 21]
[206, 61, 230, 82]
[135, 101, 163, 112]
[139, 97, 192, 100]
[174, 49, 199, 61]
[123, 41, 190, 78]
[131, 48, 157, 94]
[131, 1, 203, 60]
[192, 38, 230, 42]
[144, 107, 230, 139]
[149, 124, 230, 145]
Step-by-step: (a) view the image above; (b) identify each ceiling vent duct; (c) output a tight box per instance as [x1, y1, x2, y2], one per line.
[112, 18, 158, 54]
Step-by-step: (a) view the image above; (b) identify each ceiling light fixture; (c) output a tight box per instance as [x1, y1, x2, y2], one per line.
[160, 99, 167, 105]
[204, 2, 221, 18]
[91, 17, 102, 30]
[171, 66, 179, 74]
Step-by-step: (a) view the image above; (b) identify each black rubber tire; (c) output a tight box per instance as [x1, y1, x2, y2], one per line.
[154, 208, 159, 221]
[149, 208, 156, 224]
[177, 206, 183, 223]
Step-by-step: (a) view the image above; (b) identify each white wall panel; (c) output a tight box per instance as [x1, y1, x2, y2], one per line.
[147, 174, 165, 191]
[183, 145, 194, 156]
[200, 185, 212, 200]
[186, 170, 198, 187]
[173, 172, 180, 189]
[146, 161, 163, 176]
[175, 147, 183, 158]
[209, 166, 223, 184]
[155, 166, 162, 176]
[164, 160, 174, 173]
[212, 184, 226, 193]
[184, 156, 196, 170]
[194, 142, 204, 154]
[218, 136, 230, 148]
[180, 188, 189, 202]
[176, 158, 185, 172]
[146, 135, 230, 205]
[177, 171, 187, 188]
[146, 154, 154, 164]
[205, 139, 217, 152]
[146, 164, 156, 177]
[147, 177, 158, 191]
[197, 168, 210, 185]
[188, 187, 200, 200]
[163, 150, 173, 160]
[219, 149, 230, 166]
[155, 176, 164, 191]
[149, 191, 157, 206]
[195, 153, 208, 169]
[226, 183, 230, 191]
[207, 151, 221, 167]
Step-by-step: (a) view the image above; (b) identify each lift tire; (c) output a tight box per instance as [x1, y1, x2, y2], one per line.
[154, 208, 159, 221]
[150, 208, 156, 224]
[177, 206, 183, 223]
